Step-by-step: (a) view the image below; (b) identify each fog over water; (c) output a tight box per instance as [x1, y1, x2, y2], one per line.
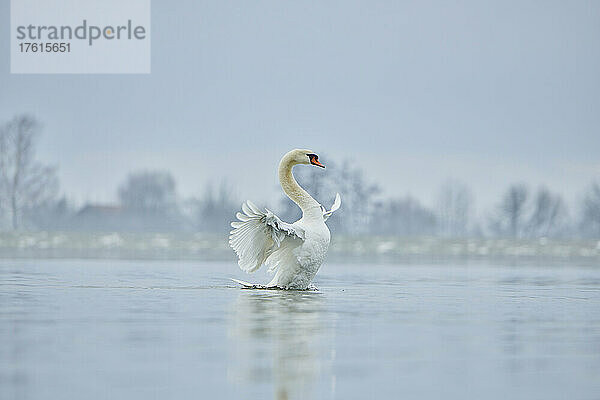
[0, 1, 599, 210]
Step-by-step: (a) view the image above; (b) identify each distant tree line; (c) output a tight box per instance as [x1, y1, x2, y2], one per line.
[1, 114, 600, 238]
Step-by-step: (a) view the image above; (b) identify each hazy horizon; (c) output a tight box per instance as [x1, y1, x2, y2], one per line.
[1, 0, 599, 214]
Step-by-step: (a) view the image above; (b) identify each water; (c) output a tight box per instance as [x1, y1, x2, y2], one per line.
[1, 259, 599, 400]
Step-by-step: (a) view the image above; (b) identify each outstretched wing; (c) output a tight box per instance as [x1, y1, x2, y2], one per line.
[229, 201, 305, 273]
[322, 193, 341, 221]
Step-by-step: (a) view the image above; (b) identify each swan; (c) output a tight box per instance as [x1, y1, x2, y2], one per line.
[229, 149, 341, 290]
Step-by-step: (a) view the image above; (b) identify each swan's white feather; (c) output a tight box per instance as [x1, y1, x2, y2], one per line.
[230, 278, 272, 289]
[229, 201, 304, 274]
[323, 192, 341, 221]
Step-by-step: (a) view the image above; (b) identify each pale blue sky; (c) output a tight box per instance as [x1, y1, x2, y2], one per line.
[1, 0, 599, 213]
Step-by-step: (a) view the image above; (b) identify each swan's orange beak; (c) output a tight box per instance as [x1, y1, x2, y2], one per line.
[309, 155, 325, 168]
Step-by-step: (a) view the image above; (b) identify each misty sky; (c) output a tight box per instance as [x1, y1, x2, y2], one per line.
[1, 0, 599, 216]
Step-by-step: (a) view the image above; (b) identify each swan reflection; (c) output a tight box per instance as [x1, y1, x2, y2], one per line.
[228, 290, 329, 400]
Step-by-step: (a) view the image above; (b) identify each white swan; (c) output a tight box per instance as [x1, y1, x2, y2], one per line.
[229, 149, 341, 290]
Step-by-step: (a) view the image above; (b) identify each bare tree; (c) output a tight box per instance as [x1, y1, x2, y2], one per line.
[193, 181, 238, 233]
[581, 181, 600, 237]
[335, 160, 380, 234]
[436, 179, 473, 237]
[0, 115, 58, 230]
[27, 196, 76, 230]
[489, 183, 529, 238]
[371, 196, 437, 236]
[118, 170, 177, 214]
[526, 187, 567, 237]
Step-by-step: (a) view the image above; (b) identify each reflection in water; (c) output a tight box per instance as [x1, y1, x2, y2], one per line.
[227, 290, 329, 400]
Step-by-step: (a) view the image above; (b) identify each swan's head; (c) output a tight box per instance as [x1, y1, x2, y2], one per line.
[288, 149, 325, 168]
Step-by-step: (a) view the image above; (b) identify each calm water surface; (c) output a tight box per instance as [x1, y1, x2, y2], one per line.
[1, 259, 599, 399]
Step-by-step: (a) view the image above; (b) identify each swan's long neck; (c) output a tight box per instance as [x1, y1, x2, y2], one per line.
[278, 154, 320, 213]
